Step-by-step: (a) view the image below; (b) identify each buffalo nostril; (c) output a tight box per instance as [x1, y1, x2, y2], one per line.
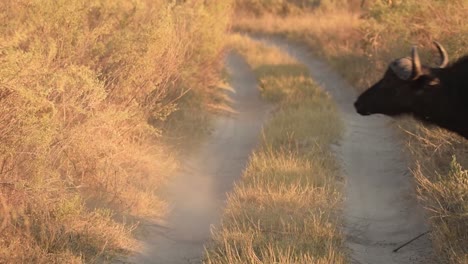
[354, 101, 370, 115]
[354, 101, 360, 109]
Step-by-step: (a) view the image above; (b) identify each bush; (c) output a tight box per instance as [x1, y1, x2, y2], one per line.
[0, 0, 232, 262]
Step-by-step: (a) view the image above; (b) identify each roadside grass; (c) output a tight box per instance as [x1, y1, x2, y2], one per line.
[205, 34, 345, 263]
[397, 118, 468, 264]
[232, 1, 468, 262]
[0, 0, 232, 262]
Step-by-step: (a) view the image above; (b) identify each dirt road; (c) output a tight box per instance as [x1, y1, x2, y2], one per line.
[130, 53, 270, 264]
[131, 36, 432, 264]
[254, 36, 433, 264]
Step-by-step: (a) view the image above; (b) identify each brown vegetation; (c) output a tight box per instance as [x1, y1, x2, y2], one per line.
[205, 34, 345, 264]
[0, 0, 232, 262]
[233, 1, 468, 263]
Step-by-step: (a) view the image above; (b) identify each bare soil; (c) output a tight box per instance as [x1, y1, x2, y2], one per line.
[129, 36, 433, 264]
[129, 53, 271, 264]
[257, 36, 433, 264]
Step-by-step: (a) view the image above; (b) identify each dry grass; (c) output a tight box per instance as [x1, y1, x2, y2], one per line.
[205, 34, 345, 263]
[0, 0, 232, 262]
[397, 119, 468, 264]
[232, 1, 468, 262]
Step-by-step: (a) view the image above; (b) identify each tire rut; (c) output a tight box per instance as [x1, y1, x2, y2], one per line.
[129, 53, 271, 264]
[252, 35, 433, 264]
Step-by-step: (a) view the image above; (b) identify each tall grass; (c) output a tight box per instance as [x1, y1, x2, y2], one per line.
[233, 0, 363, 15]
[205, 35, 345, 263]
[232, 1, 468, 262]
[0, 0, 232, 262]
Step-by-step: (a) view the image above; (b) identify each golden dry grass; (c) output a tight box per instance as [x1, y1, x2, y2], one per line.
[232, 1, 468, 262]
[205, 34, 345, 263]
[0, 0, 232, 262]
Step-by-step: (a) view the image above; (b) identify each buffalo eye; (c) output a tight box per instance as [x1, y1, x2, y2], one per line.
[419, 75, 441, 87]
[414, 76, 441, 95]
[415, 89, 425, 96]
[427, 78, 440, 86]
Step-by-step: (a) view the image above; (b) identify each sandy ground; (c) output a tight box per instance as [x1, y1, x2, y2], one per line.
[129, 53, 270, 264]
[128, 36, 433, 264]
[255, 36, 434, 264]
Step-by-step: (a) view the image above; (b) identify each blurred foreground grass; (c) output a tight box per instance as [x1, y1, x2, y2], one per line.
[0, 0, 232, 262]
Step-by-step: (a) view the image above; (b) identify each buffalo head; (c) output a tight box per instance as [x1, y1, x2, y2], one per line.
[354, 42, 449, 117]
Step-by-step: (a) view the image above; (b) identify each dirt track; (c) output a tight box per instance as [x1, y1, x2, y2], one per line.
[130, 53, 270, 264]
[132, 37, 433, 264]
[257, 36, 433, 264]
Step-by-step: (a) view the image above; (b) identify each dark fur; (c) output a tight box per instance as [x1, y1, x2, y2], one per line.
[354, 56, 468, 139]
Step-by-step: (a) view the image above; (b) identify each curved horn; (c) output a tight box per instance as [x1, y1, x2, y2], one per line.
[411, 46, 422, 80]
[433, 41, 449, 68]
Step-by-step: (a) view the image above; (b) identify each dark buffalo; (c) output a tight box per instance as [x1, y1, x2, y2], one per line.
[354, 42, 468, 139]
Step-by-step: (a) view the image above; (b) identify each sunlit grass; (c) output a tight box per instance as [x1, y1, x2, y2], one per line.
[205, 35, 345, 263]
[0, 0, 232, 262]
[231, 1, 468, 262]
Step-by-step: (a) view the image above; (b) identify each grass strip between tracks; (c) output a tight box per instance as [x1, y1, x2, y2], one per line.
[205, 34, 346, 264]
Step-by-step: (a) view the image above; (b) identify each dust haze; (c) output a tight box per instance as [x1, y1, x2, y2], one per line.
[131, 53, 271, 264]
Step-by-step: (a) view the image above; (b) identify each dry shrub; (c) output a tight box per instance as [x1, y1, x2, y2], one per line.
[0, 0, 232, 262]
[398, 119, 468, 263]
